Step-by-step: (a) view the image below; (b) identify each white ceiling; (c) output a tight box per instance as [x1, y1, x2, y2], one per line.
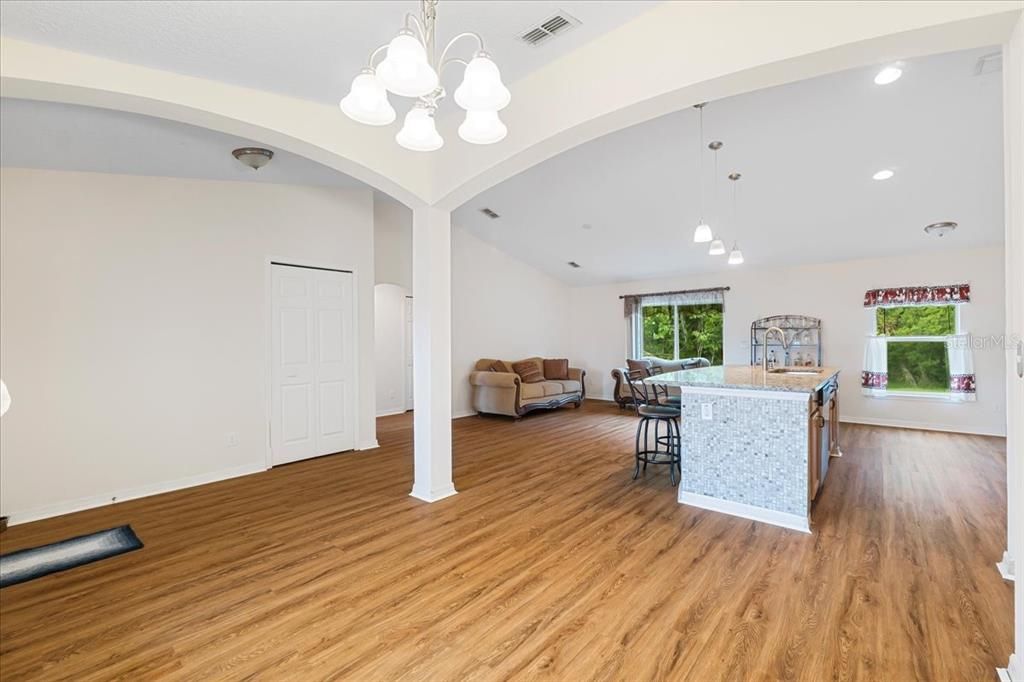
[0, 1, 658, 105]
[0, 98, 363, 188]
[452, 47, 1005, 285]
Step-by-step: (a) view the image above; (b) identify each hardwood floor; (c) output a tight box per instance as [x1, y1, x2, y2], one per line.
[0, 402, 1012, 681]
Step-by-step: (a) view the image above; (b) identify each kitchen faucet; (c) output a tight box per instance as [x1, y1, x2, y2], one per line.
[762, 326, 790, 372]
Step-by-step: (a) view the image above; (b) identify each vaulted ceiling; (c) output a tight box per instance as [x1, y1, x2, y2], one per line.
[452, 47, 1004, 284]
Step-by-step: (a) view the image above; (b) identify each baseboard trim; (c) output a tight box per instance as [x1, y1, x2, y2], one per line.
[840, 416, 1005, 437]
[997, 551, 1016, 581]
[409, 484, 458, 503]
[6, 462, 268, 526]
[376, 408, 407, 417]
[357, 439, 380, 451]
[998, 653, 1022, 681]
[678, 491, 810, 533]
[452, 410, 476, 420]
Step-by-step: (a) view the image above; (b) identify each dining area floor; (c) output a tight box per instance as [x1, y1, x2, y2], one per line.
[0, 401, 1013, 680]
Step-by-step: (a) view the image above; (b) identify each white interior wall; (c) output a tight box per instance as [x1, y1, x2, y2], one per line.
[451, 227, 574, 417]
[374, 283, 409, 417]
[374, 195, 413, 291]
[569, 247, 1007, 436]
[0, 168, 377, 523]
[372, 199, 576, 419]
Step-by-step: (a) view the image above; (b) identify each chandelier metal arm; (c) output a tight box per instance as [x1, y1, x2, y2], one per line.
[403, 12, 429, 46]
[438, 31, 484, 69]
[366, 44, 388, 69]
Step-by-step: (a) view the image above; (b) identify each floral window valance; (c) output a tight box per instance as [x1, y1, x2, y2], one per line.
[863, 284, 970, 308]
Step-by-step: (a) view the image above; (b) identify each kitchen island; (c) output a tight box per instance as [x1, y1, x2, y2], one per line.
[647, 365, 841, 532]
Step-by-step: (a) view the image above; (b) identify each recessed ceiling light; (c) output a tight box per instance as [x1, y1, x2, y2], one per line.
[872, 169, 894, 180]
[874, 65, 903, 85]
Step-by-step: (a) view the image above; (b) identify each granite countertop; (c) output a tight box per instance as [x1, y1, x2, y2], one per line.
[646, 365, 840, 394]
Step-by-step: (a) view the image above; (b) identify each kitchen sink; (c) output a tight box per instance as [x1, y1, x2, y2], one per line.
[768, 368, 821, 375]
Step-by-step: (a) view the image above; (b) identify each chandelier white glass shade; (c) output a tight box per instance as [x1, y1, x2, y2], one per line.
[454, 55, 511, 111]
[340, 69, 396, 125]
[458, 109, 507, 144]
[376, 30, 438, 98]
[396, 103, 444, 151]
[708, 239, 726, 256]
[341, 1, 510, 152]
[693, 223, 713, 243]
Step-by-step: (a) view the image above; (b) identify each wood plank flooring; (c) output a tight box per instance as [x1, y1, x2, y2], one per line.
[0, 401, 1012, 681]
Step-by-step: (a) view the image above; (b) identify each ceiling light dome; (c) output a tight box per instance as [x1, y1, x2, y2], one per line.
[872, 169, 894, 180]
[708, 239, 726, 255]
[377, 29, 439, 98]
[454, 54, 511, 111]
[458, 110, 507, 144]
[396, 104, 443, 152]
[340, 69, 396, 126]
[232, 147, 273, 170]
[874, 65, 903, 85]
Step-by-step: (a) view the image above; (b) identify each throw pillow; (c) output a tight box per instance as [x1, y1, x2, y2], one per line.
[489, 360, 507, 373]
[543, 358, 570, 380]
[512, 360, 545, 383]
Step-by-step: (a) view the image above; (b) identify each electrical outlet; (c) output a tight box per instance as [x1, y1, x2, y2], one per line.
[226, 432, 240, 447]
[701, 403, 713, 420]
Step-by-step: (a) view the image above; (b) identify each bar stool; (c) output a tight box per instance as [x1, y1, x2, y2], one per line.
[647, 365, 682, 408]
[626, 369, 682, 485]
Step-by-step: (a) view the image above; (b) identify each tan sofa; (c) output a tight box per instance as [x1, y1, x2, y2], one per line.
[611, 356, 710, 408]
[469, 357, 586, 418]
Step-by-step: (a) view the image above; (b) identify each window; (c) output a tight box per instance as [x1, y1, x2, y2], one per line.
[625, 288, 727, 365]
[862, 283, 975, 401]
[875, 305, 956, 394]
[641, 302, 724, 364]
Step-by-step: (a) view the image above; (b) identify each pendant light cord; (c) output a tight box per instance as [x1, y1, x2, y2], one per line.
[697, 106, 705, 223]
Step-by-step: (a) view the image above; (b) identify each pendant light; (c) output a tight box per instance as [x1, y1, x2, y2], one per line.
[692, 103, 712, 243]
[708, 140, 726, 255]
[727, 172, 744, 265]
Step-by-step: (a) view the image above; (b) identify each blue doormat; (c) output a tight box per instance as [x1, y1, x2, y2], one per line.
[0, 525, 143, 588]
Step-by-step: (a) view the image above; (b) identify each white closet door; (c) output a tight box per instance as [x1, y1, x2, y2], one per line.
[271, 265, 355, 465]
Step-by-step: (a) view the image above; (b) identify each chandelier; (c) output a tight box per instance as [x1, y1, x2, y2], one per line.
[340, 0, 510, 152]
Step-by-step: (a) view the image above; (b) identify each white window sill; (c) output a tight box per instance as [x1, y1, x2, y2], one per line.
[869, 391, 957, 402]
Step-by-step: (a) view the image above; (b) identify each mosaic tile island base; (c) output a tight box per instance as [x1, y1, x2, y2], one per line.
[647, 365, 841, 532]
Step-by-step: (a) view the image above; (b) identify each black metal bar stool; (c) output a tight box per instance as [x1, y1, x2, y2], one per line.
[626, 369, 682, 485]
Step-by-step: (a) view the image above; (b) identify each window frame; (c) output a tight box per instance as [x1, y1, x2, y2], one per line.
[639, 302, 725, 364]
[872, 305, 960, 401]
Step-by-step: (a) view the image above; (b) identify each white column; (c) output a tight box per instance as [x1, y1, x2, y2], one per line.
[999, 12, 1023, 682]
[409, 206, 456, 502]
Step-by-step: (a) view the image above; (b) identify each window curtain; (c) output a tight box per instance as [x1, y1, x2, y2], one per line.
[946, 334, 977, 402]
[861, 336, 888, 396]
[641, 289, 725, 307]
[624, 295, 642, 359]
[863, 283, 970, 308]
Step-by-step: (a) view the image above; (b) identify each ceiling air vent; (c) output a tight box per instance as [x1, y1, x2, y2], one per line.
[567, 261, 582, 269]
[518, 11, 580, 47]
[480, 208, 500, 219]
[974, 51, 1002, 76]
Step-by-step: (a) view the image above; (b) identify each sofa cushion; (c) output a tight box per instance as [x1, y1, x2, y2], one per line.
[543, 358, 569, 380]
[520, 382, 545, 399]
[488, 360, 510, 373]
[556, 380, 582, 393]
[540, 381, 565, 397]
[512, 359, 544, 383]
